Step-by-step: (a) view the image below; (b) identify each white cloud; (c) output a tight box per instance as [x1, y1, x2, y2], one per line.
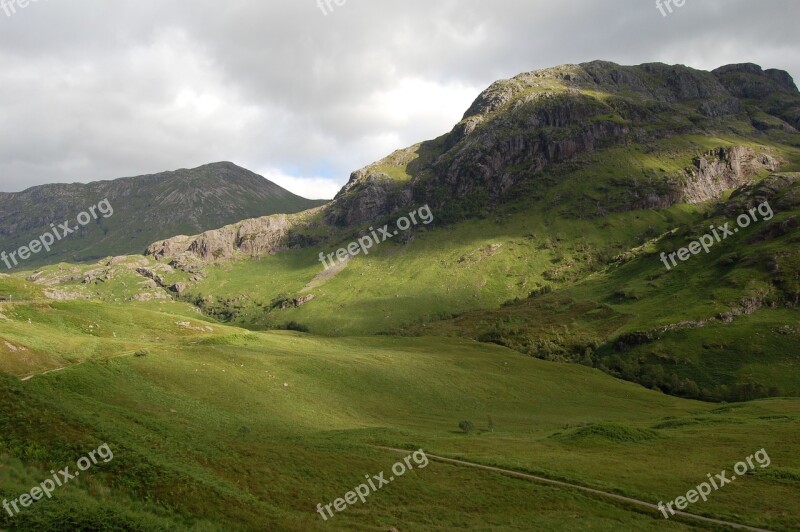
[256, 169, 341, 201]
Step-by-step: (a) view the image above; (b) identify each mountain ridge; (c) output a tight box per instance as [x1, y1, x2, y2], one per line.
[142, 61, 799, 265]
[325, 60, 798, 226]
[0, 162, 326, 267]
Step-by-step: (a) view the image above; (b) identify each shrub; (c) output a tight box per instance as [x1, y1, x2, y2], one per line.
[458, 420, 475, 434]
[477, 329, 507, 346]
[278, 321, 310, 333]
[528, 285, 553, 298]
[134, 349, 149, 358]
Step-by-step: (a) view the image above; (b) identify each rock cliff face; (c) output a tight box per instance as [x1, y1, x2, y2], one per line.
[682, 147, 779, 203]
[147, 61, 799, 265]
[435, 94, 629, 198]
[713, 63, 800, 129]
[146, 210, 320, 263]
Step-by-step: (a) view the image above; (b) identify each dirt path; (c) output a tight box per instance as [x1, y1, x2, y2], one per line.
[378, 447, 772, 531]
[19, 351, 137, 382]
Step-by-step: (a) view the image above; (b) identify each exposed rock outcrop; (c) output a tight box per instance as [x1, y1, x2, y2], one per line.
[147, 215, 292, 262]
[281, 294, 315, 309]
[170, 282, 188, 295]
[145, 208, 324, 265]
[713, 63, 798, 98]
[682, 147, 779, 203]
[713, 63, 800, 129]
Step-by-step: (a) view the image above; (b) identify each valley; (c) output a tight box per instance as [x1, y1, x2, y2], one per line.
[2, 60, 800, 530]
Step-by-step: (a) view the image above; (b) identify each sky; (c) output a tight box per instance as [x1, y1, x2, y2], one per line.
[0, 0, 797, 199]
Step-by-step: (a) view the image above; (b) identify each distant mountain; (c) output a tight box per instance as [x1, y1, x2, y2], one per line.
[0, 162, 327, 269]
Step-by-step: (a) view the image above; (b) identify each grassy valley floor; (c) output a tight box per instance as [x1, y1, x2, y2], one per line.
[1, 307, 798, 529]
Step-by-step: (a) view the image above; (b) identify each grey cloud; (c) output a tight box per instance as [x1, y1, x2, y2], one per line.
[0, 0, 797, 196]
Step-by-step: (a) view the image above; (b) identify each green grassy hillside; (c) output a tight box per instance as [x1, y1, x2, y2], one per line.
[405, 173, 800, 402]
[16, 155, 800, 404]
[0, 291, 798, 530]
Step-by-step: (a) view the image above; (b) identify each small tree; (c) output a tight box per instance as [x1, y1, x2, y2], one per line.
[458, 420, 474, 434]
[487, 415, 494, 433]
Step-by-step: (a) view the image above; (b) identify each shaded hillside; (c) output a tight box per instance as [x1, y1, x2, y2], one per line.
[0, 162, 326, 268]
[400, 173, 800, 402]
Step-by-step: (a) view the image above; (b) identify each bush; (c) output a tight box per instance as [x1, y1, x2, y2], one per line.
[477, 330, 507, 346]
[278, 321, 310, 333]
[458, 420, 475, 434]
[134, 349, 149, 358]
[528, 285, 553, 299]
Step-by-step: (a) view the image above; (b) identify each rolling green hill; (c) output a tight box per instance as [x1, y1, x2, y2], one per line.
[0, 286, 798, 530]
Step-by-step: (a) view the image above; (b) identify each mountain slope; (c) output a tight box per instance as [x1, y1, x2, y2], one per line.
[0, 162, 326, 268]
[84, 61, 798, 402]
[399, 172, 800, 402]
[15, 61, 800, 400]
[325, 61, 800, 226]
[142, 61, 800, 266]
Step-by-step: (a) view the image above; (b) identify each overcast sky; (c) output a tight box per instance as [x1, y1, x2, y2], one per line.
[0, 0, 797, 199]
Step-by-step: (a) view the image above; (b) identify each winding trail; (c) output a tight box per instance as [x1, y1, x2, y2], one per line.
[378, 447, 772, 531]
[19, 351, 137, 382]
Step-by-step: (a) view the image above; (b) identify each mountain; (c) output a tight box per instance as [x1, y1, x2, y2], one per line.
[0, 162, 326, 269]
[326, 61, 799, 226]
[145, 61, 800, 264]
[125, 61, 800, 402]
[2, 61, 800, 530]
